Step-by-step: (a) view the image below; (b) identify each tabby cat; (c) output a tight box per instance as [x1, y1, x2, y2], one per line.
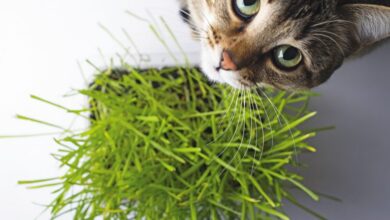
[178, 0, 390, 89]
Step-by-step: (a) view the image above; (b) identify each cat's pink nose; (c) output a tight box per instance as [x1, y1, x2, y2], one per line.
[220, 50, 238, 71]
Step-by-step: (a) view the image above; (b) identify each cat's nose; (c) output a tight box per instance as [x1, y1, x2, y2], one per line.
[220, 50, 238, 71]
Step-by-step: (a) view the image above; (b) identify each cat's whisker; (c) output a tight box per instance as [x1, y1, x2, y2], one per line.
[250, 90, 259, 176]
[207, 88, 239, 147]
[190, 30, 207, 36]
[311, 18, 354, 28]
[208, 91, 239, 148]
[191, 36, 208, 41]
[253, 88, 273, 148]
[180, 9, 211, 34]
[181, 20, 206, 33]
[248, 89, 264, 176]
[258, 89, 299, 162]
[310, 36, 330, 50]
[215, 89, 243, 160]
[189, 35, 206, 40]
[179, 8, 192, 18]
[237, 89, 254, 170]
[252, 88, 271, 172]
[180, 19, 208, 35]
[223, 87, 247, 175]
[218, 86, 245, 176]
[191, 35, 208, 40]
[216, 88, 237, 128]
[198, 10, 215, 31]
[315, 32, 347, 56]
[315, 30, 347, 43]
[312, 33, 345, 56]
[167, 31, 205, 39]
[178, 9, 210, 34]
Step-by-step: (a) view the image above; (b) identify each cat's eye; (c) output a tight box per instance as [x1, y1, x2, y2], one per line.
[233, 0, 261, 19]
[273, 45, 303, 70]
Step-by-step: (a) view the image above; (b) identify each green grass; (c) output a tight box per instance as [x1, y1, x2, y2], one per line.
[18, 65, 323, 220]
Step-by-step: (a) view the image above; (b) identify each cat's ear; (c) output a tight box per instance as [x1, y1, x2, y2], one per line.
[339, 4, 390, 50]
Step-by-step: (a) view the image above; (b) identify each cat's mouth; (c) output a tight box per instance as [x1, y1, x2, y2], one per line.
[216, 68, 255, 89]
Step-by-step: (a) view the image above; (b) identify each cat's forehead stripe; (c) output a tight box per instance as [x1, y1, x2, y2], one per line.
[281, 1, 331, 21]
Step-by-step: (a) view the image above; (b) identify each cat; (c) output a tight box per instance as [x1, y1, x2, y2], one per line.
[178, 0, 390, 90]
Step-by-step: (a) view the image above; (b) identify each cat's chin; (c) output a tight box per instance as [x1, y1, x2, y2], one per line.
[219, 70, 254, 89]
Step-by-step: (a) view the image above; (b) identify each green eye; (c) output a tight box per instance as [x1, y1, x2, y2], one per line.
[273, 45, 303, 69]
[234, 0, 261, 19]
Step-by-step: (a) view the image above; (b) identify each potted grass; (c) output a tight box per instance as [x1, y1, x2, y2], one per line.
[19, 64, 322, 220]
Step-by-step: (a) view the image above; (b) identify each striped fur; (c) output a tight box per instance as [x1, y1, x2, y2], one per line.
[179, 0, 389, 89]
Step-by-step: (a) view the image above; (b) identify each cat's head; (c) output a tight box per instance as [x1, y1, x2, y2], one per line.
[184, 0, 389, 89]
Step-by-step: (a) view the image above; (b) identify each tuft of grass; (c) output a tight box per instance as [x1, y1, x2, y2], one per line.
[19, 65, 322, 220]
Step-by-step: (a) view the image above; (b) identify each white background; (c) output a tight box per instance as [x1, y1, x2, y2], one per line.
[0, 0, 389, 220]
[0, 1, 198, 219]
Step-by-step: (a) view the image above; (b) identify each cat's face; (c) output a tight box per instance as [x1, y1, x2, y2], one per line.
[184, 0, 389, 89]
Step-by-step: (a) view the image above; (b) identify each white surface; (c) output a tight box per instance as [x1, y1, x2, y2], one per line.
[0, 0, 198, 219]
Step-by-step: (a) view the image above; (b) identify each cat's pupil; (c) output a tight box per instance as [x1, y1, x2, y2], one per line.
[283, 47, 298, 60]
[243, 0, 257, 6]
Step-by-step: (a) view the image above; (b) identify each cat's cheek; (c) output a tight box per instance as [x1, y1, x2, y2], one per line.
[200, 50, 224, 83]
